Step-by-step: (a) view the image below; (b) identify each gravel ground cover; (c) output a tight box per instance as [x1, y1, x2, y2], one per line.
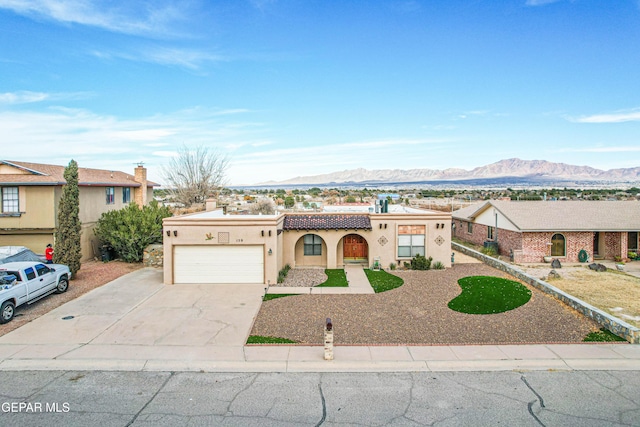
[0, 260, 142, 337]
[250, 263, 601, 345]
[279, 267, 327, 287]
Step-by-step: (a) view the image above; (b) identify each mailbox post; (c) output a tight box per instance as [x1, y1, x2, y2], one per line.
[324, 318, 334, 360]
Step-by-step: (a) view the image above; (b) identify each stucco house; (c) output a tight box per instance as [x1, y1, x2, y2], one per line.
[452, 200, 640, 263]
[0, 160, 156, 260]
[162, 204, 452, 285]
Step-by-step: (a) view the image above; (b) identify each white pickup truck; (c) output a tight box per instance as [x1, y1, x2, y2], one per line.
[0, 262, 71, 324]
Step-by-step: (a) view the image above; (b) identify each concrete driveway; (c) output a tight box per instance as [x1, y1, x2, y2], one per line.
[0, 268, 266, 365]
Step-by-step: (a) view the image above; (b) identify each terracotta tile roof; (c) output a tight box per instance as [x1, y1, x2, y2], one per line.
[0, 160, 157, 187]
[283, 214, 372, 231]
[453, 200, 640, 232]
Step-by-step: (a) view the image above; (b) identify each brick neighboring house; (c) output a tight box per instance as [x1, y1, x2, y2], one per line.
[0, 160, 157, 260]
[452, 200, 640, 263]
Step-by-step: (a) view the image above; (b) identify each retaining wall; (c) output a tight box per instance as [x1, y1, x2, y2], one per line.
[143, 244, 163, 268]
[453, 242, 640, 343]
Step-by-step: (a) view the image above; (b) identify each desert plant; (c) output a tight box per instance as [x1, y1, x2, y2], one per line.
[432, 261, 445, 270]
[411, 254, 432, 270]
[481, 246, 498, 256]
[389, 262, 396, 270]
[54, 160, 82, 277]
[277, 264, 292, 283]
[94, 201, 172, 262]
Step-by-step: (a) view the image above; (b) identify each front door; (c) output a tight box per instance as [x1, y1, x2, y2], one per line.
[344, 234, 368, 259]
[593, 232, 603, 259]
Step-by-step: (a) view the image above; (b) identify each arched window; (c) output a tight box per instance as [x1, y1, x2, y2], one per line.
[551, 234, 566, 257]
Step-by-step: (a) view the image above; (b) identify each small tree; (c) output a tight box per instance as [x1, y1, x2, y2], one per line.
[54, 160, 82, 276]
[284, 196, 295, 208]
[161, 144, 229, 207]
[94, 201, 172, 262]
[249, 199, 276, 215]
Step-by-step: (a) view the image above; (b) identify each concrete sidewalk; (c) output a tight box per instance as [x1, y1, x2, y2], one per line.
[0, 268, 638, 373]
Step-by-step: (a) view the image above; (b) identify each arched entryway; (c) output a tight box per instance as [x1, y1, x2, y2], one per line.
[294, 233, 327, 267]
[343, 234, 368, 264]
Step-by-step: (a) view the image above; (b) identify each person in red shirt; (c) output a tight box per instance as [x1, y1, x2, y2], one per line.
[45, 244, 54, 264]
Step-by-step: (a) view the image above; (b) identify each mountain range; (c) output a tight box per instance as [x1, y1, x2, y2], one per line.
[257, 158, 640, 187]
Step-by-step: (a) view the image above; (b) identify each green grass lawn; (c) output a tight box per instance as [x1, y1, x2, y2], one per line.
[448, 276, 532, 314]
[263, 293, 297, 301]
[246, 335, 297, 344]
[364, 269, 404, 293]
[583, 328, 626, 342]
[317, 269, 349, 287]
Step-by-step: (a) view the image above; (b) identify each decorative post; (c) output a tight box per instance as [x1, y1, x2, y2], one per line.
[324, 318, 334, 360]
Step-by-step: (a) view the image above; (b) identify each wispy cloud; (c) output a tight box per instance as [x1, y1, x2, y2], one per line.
[0, 0, 188, 37]
[0, 90, 91, 104]
[571, 109, 640, 123]
[91, 45, 225, 70]
[0, 106, 260, 183]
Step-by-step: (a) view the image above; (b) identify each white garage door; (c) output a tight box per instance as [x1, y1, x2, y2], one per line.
[173, 245, 264, 284]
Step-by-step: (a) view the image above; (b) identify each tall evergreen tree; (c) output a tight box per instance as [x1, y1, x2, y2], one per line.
[54, 160, 82, 276]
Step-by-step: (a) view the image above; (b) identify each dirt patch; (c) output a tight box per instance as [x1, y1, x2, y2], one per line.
[0, 260, 142, 337]
[522, 265, 640, 328]
[251, 263, 601, 345]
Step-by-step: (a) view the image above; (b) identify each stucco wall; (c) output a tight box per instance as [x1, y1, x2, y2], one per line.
[163, 213, 283, 285]
[281, 212, 452, 270]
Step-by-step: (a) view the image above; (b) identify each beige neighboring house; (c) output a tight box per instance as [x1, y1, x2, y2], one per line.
[453, 200, 640, 263]
[163, 202, 452, 285]
[0, 160, 156, 261]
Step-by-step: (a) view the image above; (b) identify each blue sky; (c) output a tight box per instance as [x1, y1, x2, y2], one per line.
[1, 0, 639, 185]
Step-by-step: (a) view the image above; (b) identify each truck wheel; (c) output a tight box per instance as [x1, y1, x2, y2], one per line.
[0, 301, 15, 324]
[56, 278, 69, 294]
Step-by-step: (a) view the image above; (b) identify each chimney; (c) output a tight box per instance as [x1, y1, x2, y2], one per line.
[205, 198, 217, 211]
[134, 164, 148, 206]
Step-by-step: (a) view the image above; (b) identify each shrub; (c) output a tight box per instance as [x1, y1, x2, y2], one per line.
[389, 262, 396, 271]
[94, 201, 172, 262]
[277, 264, 292, 283]
[411, 254, 432, 270]
[432, 261, 445, 270]
[481, 246, 498, 256]
[629, 252, 638, 260]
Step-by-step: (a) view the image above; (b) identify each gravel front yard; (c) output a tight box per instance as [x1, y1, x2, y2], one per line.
[0, 260, 142, 337]
[251, 263, 601, 345]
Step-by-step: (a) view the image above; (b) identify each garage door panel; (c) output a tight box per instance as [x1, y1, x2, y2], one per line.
[174, 246, 264, 284]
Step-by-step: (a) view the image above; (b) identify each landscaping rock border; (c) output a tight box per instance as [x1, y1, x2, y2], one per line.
[453, 242, 640, 343]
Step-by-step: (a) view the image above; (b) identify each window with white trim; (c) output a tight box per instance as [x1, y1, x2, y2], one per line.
[487, 226, 495, 240]
[106, 187, 115, 205]
[122, 187, 131, 203]
[398, 225, 425, 257]
[1, 187, 19, 213]
[467, 222, 473, 233]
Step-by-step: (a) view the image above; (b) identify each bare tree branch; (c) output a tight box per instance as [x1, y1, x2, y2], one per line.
[161, 145, 229, 207]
